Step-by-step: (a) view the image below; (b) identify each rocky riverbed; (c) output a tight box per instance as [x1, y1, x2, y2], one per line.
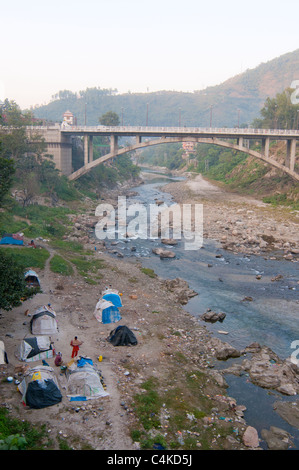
[0, 172, 298, 451]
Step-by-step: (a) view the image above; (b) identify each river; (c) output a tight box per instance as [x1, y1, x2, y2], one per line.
[105, 169, 299, 449]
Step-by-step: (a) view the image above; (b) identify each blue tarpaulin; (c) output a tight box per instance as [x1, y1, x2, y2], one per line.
[0, 236, 23, 245]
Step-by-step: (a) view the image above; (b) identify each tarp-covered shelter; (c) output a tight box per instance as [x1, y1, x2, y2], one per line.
[0, 233, 24, 245]
[0, 340, 8, 365]
[94, 299, 122, 324]
[16, 336, 54, 362]
[108, 325, 138, 346]
[66, 357, 109, 401]
[24, 270, 41, 288]
[30, 305, 58, 335]
[17, 365, 62, 409]
[102, 292, 122, 308]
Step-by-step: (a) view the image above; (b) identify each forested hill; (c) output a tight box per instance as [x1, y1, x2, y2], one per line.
[32, 49, 299, 128]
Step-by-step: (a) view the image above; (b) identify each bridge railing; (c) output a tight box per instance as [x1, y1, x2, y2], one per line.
[2, 124, 299, 137]
[59, 125, 299, 136]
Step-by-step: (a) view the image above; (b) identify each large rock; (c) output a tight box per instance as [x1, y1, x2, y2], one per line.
[210, 337, 241, 361]
[200, 309, 226, 323]
[152, 248, 176, 258]
[242, 426, 259, 448]
[243, 347, 299, 395]
[261, 426, 293, 450]
[163, 278, 198, 305]
[273, 400, 299, 428]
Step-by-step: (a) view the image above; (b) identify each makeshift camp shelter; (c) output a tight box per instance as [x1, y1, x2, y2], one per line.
[107, 325, 138, 346]
[0, 340, 8, 365]
[0, 233, 23, 245]
[94, 299, 122, 324]
[102, 291, 122, 307]
[66, 357, 109, 401]
[16, 336, 54, 362]
[24, 270, 40, 288]
[17, 365, 62, 409]
[30, 305, 58, 335]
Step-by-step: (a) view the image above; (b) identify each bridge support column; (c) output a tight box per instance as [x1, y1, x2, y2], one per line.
[84, 135, 89, 166]
[136, 135, 141, 145]
[110, 135, 118, 154]
[88, 135, 93, 163]
[286, 139, 297, 171]
[84, 135, 93, 164]
[262, 137, 270, 158]
[237, 137, 243, 148]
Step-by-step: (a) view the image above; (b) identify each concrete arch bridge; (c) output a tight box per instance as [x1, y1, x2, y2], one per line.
[26, 125, 299, 182]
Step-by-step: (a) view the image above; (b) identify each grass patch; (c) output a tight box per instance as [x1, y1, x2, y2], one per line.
[69, 256, 106, 277]
[140, 267, 157, 278]
[0, 407, 53, 450]
[0, 246, 50, 269]
[50, 254, 74, 276]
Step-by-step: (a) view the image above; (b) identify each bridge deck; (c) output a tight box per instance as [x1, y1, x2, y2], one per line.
[27, 125, 299, 140]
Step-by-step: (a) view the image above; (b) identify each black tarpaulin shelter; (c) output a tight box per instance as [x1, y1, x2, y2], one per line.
[18, 365, 62, 409]
[107, 325, 138, 346]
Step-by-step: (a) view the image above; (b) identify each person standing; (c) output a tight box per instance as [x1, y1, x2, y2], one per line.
[70, 336, 83, 358]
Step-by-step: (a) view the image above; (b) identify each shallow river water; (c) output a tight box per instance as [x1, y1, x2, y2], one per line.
[104, 170, 299, 449]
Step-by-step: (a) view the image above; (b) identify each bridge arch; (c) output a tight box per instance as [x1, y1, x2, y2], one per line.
[68, 136, 299, 181]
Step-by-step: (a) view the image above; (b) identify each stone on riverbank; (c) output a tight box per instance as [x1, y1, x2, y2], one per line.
[261, 426, 293, 450]
[162, 277, 198, 305]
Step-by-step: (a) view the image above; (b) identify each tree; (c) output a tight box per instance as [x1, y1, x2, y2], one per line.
[252, 88, 299, 129]
[0, 251, 38, 311]
[0, 157, 15, 204]
[99, 111, 120, 126]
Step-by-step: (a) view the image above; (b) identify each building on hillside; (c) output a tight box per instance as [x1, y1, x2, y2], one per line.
[63, 110, 74, 125]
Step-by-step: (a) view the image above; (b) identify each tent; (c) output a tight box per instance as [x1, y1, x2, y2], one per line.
[66, 357, 109, 401]
[0, 233, 23, 245]
[94, 299, 122, 324]
[24, 270, 41, 288]
[16, 336, 54, 362]
[107, 325, 138, 346]
[0, 340, 8, 365]
[102, 292, 122, 308]
[30, 305, 58, 335]
[17, 365, 62, 409]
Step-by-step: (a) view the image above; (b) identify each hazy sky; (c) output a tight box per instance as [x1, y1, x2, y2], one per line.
[1, 0, 298, 109]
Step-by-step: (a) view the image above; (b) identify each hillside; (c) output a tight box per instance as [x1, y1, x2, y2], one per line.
[32, 49, 299, 127]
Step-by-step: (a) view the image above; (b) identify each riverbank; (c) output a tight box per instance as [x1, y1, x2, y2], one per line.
[163, 173, 299, 259]
[0, 171, 298, 451]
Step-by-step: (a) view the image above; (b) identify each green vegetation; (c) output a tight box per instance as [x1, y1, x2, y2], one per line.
[131, 372, 235, 450]
[0, 408, 52, 450]
[50, 254, 74, 276]
[140, 267, 157, 278]
[0, 249, 45, 310]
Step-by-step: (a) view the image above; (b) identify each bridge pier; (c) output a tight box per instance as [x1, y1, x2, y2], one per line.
[261, 137, 270, 158]
[110, 135, 118, 154]
[286, 138, 296, 171]
[84, 135, 93, 165]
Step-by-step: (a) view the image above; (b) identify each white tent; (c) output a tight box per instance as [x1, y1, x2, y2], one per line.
[0, 340, 8, 365]
[66, 358, 109, 401]
[30, 305, 58, 335]
[16, 336, 54, 362]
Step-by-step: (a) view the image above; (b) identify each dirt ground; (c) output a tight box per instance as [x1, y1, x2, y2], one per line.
[0, 172, 298, 451]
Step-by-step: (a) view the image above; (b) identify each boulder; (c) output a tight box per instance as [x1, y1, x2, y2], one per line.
[163, 278, 198, 305]
[261, 427, 293, 450]
[273, 400, 299, 428]
[242, 426, 259, 448]
[200, 310, 226, 323]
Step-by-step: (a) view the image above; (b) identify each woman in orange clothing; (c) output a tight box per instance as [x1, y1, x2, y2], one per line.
[70, 336, 83, 358]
